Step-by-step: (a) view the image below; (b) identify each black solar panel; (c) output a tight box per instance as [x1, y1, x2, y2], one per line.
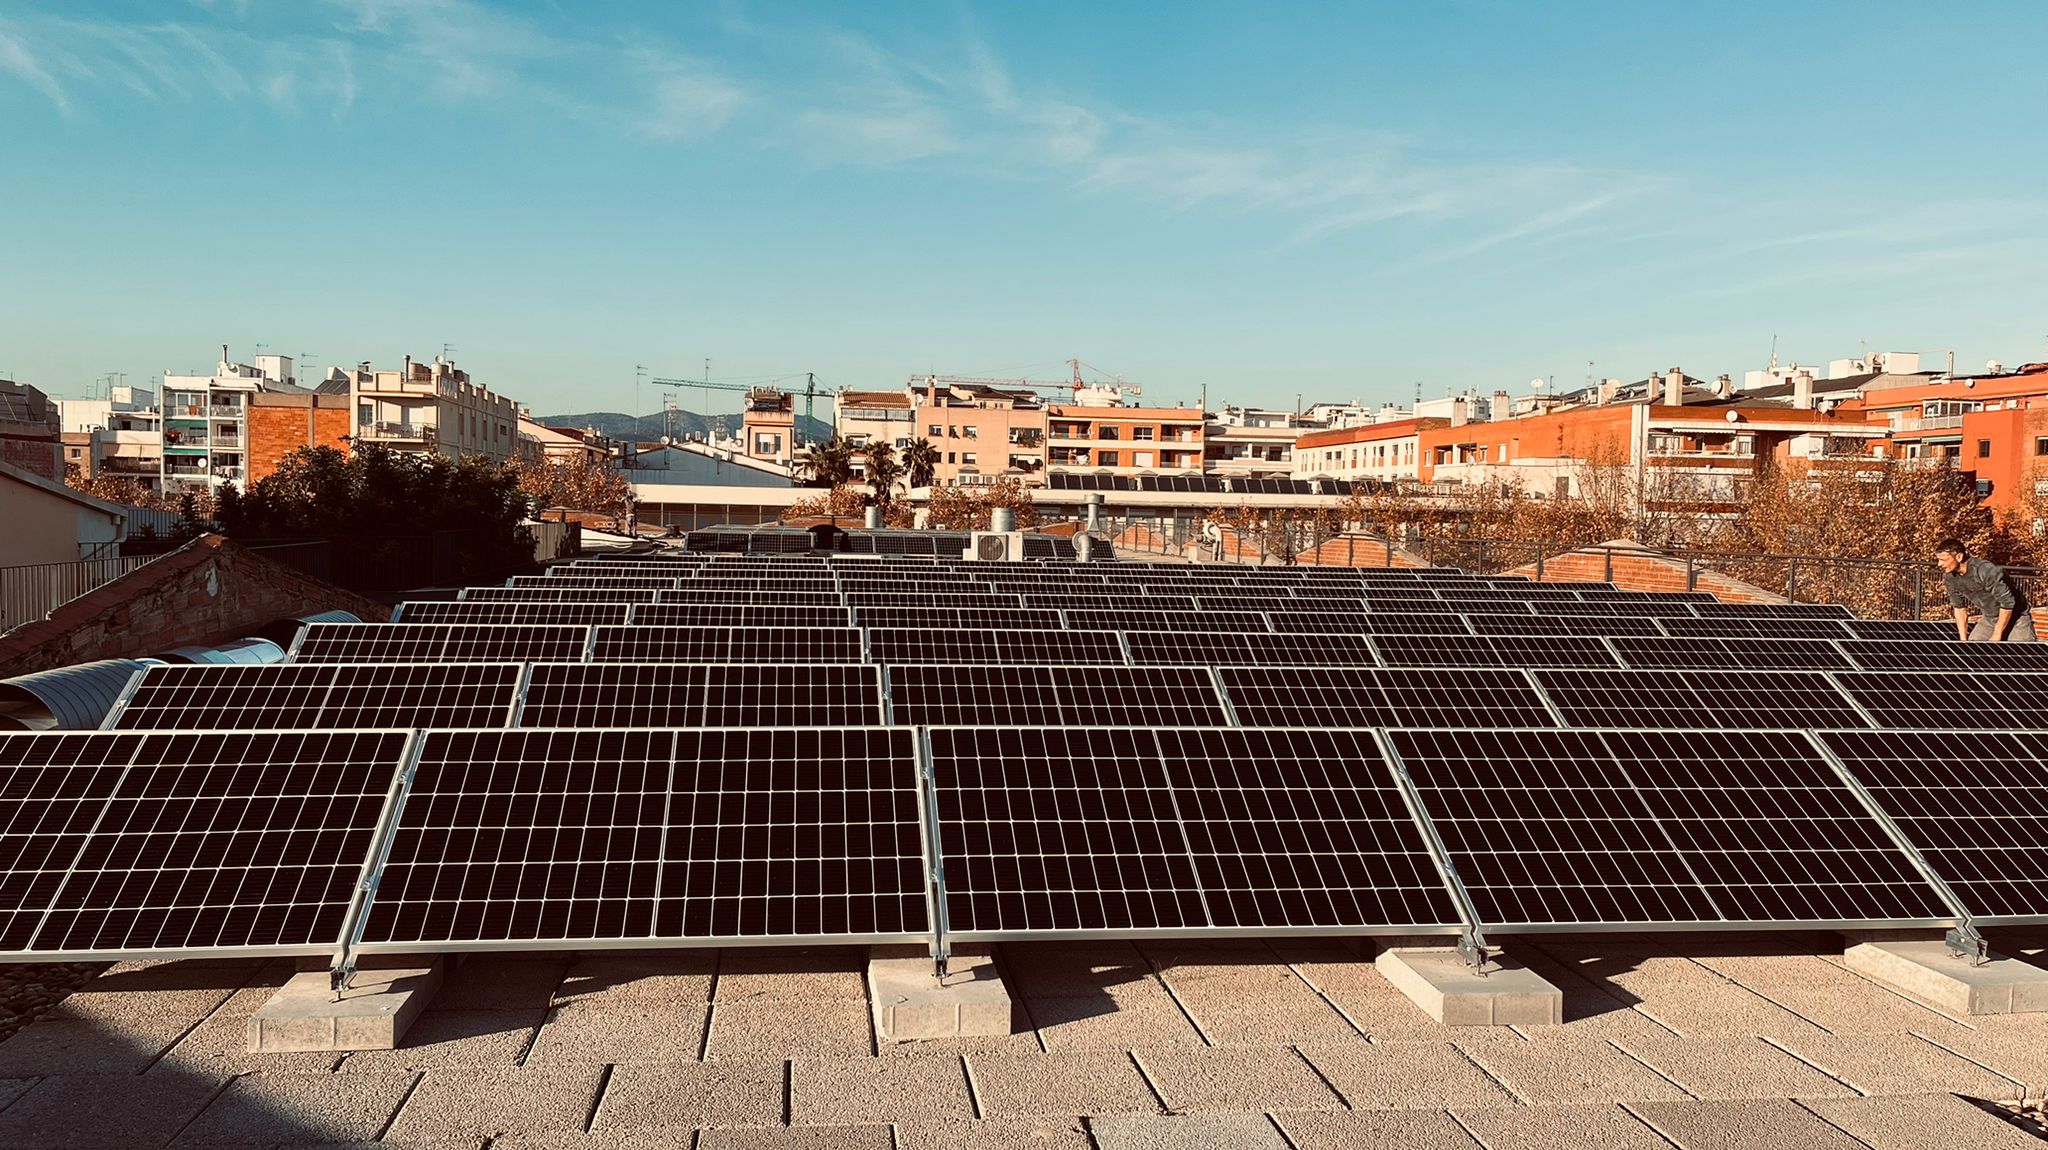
[1461, 613, 1666, 638]
[1269, 612, 1471, 636]
[1372, 635, 1621, 668]
[852, 606, 1066, 631]
[630, 604, 852, 628]
[519, 664, 883, 727]
[1389, 728, 1954, 929]
[1843, 619, 1958, 641]
[866, 630, 1126, 666]
[1817, 729, 2048, 922]
[1542, 599, 1701, 618]
[1610, 637, 1854, 670]
[1024, 593, 1198, 611]
[1355, 586, 1442, 602]
[887, 665, 1229, 726]
[462, 586, 660, 603]
[1692, 602, 1856, 619]
[927, 726, 1463, 936]
[1123, 631, 1379, 667]
[655, 588, 845, 607]
[1197, 594, 1352, 614]
[112, 663, 521, 730]
[587, 626, 863, 664]
[1830, 670, 2048, 731]
[1577, 589, 1718, 603]
[0, 730, 410, 955]
[845, 591, 1024, 610]
[356, 728, 928, 947]
[294, 623, 591, 664]
[1656, 617, 1854, 640]
[1838, 639, 2048, 671]
[1218, 667, 1556, 728]
[1064, 608, 1271, 633]
[512, 575, 678, 590]
[397, 601, 632, 626]
[1532, 669, 1869, 729]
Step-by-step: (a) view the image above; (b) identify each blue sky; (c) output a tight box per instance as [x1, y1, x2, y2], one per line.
[3, 0, 2045, 416]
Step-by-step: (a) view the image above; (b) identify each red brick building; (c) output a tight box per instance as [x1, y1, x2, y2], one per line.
[246, 392, 352, 483]
[0, 379, 62, 483]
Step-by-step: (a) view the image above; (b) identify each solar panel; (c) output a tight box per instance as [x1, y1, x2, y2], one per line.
[845, 591, 1024, 610]
[1838, 639, 2048, 671]
[1461, 613, 1666, 638]
[866, 630, 1126, 666]
[851, 606, 1066, 631]
[1438, 586, 1582, 602]
[461, 586, 660, 603]
[587, 626, 864, 663]
[1610, 637, 1855, 670]
[1692, 602, 1856, 619]
[1531, 669, 1870, 729]
[396, 601, 632, 626]
[1024, 593, 1198, 611]
[293, 623, 591, 664]
[1064, 608, 1271, 633]
[519, 664, 883, 727]
[1218, 667, 1556, 728]
[1123, 631, 1379, 667]
[1269, 612, 1470, 636]
[630, 604, 852, 629]
[656, 588, 845, 607]
[111, 664, 521, 730]
[1355, 586, 1442, 602]
[1830, 670, 2048, 731]
[1388, 728, 1954, 929]
[887, 665, 1230, 726]
[511, 575, 678, 590]
[0, 730, 410, 956]
[1198, 594, 1358, 614]
[926, 727, 1462, 937]
[1817, 729, 2048, 921]
[1843, 619, 1958, 641]
[684, 576, 839, 592]
[1372, 635, 1622, 668]
[1542, 599, 1701, 618]
[1656, 617, 1854, 640]
[1578, 589, 1718, 603]
[355, 728, 929, 948]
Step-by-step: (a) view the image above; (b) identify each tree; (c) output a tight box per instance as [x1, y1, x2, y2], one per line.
[924, 477, 1039, 531]
[793, 437, 856, 488]
[64, 465, 183, 512]
[513, 455, 631, 529]
[863, 442, 904, 508]
[903, 438, 940, 489]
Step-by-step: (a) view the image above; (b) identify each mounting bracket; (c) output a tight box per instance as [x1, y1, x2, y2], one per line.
[1945, 923, 1990, 967]
[1458, 926, 1492, 976]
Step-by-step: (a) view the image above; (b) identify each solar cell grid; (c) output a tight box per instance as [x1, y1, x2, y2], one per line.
[519, 663, 883, 727]
[1122, 631, 1379, 667]
[512, 575, 678, 590]
[357, 728, 929, 947]
[1532, 668, 1869, 729]
[1196, 594, 1356, 613]
[1578, 589, 1718, 603]
[1353, 586, 1441, 602]
[852, 606, 1065, 630]
[293, 623, 591, 664]
[630, 604, 852, 628]
[1461, 613, 1666, 638]
[588, 626, 864, 664]
[0, 730, 411, 955]
[1539, 600, 1698, 618]
[1839, 639, 2048, 671]
[1843, 619, 1958, 641]
[1024, 593, 1197, 611]
[1831, 670, 2048, 731]
[1219, 666, 1556, 728]
[1269, 612, 1471, 636]
[1693, 602, 1857, 619]
[461, 586, 659, 603]
[1611, 637, 1854, 670]
[867, 629, 1126, 666]
[1388, 728, 1953, 929]
[1655, 617, 1852, 640]
[844, 591, 1023, 609]
[655, 588, 845, 606]
[396, 601, 632, 626]
[1064, 607, 1271, 633]
[112, 663, 521, 730]
[1372, 635, 1621, 668]
[888, 665, 1229, 726]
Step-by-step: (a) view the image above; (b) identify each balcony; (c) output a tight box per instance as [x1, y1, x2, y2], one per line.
[163, 434, 210, 449]
[208, 405, 246, 419]
[360, 421, 435, 440]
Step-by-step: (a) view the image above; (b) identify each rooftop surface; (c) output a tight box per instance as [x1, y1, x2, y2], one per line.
[2, 932, 2044, 1149]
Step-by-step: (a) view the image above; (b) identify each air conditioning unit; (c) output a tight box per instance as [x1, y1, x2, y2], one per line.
[966, 531, 1024, 561]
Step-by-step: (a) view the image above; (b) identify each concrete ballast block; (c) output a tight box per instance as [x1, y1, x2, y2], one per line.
[1375, 946, 1563, 1026]
[247, 961, 444, 1052]
[868, 946, 1014, 1042]
[1843, 940, 2048, 1015]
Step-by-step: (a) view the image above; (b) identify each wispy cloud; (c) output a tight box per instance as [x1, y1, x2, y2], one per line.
[0, 22, 68, 112]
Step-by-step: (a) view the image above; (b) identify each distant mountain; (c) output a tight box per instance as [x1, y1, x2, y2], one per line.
[532, 408, 833, 445]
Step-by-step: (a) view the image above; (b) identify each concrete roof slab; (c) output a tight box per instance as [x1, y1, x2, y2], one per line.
[1609, 1034, 1857, 1100]
[491, 1132, 692, 1150]
[715, 949, 869, 1002]
[1272, 1108, 1483, 1150]
[1295, 1039, 1518, 1111]
[1449, 1102, 1667, 1150]
[152, 1012, 346, 1076]
[1627, 1097, 1869, 1150]
[1026, 995, 1205, 1051]
[1130, 1046, 1343, 1113]
[525, 1005, 710, 1065]
[0, 1071, 229, 1148]
[1802, 1092, 2048, 1150]
[554, 954, 717, 1006]
[0, 1015, 194, 1075]
[998, 942, 1158, 998]
[592, 1059, 786, 1132]
[48, 986, 240, 1027]
[892, 1115, 1094, 1150]
[1772, 1033, 2027, 1100]
[435, 957, 569, 1011]
[171, 1069, 419, 1146]
[1088, 1112, 1290, 1150]
[1915, 1026, 2048, 1098]
[337, 1009, 547, 1072]
[1452, 1034, 1692, 1106]
[383, 1065, 608, 1141]
[705, 999, 873, 1060]
[962, 1050, 1161, 1118]
[1278, 954, 1473, 1043]
[695, 1125, 893, 1150]
[788, 1055, 975, 1125]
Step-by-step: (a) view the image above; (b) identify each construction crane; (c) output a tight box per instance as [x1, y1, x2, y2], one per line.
[647, 372, 822, 445]
[907, 357, 1141, 399]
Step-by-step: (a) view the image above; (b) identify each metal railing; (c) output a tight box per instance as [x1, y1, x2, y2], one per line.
[1, 553, 157, 630]
[360, 421, 432, 439]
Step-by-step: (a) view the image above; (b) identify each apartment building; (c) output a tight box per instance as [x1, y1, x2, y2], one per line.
[741, 388, 797, 468]
[57, 385, 160, 489]
[159, 351, 300, 491]
[834, 390, 917, 454]
[908, 380, 1045, 486]
[517, 416, 618, 468]
[1205, 406, 1308, 478]
[329, 355, 519, 463]
[247, 391, 351, 482]
[1045, 393, 1205, 476]
[1843, 363, 2048, 511]
[1293, 418, 1449, 485]
[1, 379, 63, 483]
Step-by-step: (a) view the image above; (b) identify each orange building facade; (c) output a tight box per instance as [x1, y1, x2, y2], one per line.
[1841, 366, 2048, 514]
[1293, 418, 1449, 483]
[1045, 404, 1206, 475]
[246, 392, 351, 483]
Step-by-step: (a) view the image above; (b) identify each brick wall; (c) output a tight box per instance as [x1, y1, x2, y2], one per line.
[247, 397, 350, 483]
[0, 428, 61, 483]
[1500, 541, 1789, 604]
[0, 534, 390, 679]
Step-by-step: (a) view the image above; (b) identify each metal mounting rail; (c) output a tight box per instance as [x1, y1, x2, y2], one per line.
[1374, 728, 1492, 974]
[912, 727, 952, 979]
[331, 730, 430, 997]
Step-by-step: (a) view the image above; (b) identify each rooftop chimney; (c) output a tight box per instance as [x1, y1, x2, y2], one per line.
[1663, 368, 1686, 407]
[1792, 369, 1815, 411]
[1714, 374, 1734, 399]
[1598, 378, 1621, 405]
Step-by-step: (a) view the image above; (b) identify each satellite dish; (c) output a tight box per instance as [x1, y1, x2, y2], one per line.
[1986, 361, 2003, 374]
[660, 436, 672, 445]
[1726, 410, 1742, 423]
[1529, 378, 1546, 390]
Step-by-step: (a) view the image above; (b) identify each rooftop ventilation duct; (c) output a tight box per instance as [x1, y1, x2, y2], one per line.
[255, 611, 361, 650]
[155, 637, 287, 665]
[0, 659, 149, 731]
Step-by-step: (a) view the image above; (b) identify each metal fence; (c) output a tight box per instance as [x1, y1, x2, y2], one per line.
[0, 553, 157, 631]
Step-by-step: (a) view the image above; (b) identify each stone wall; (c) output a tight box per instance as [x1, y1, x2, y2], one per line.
[1500, 540, 1789, 603]
[0, 534, 389, 678]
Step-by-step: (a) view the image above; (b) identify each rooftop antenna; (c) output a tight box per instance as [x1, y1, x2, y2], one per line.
[441, 342, 456, 362]
[633, 364, 646, 430]
[1768, 334, 1778, 374]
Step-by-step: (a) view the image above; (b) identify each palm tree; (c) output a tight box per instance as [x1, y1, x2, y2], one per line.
[863, 442, 905, 506]
[793, 437, 855, 487]
[903, 438, 940, 489]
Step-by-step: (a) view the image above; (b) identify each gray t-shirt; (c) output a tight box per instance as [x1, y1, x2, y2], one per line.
[1944, 557, 2030, 617]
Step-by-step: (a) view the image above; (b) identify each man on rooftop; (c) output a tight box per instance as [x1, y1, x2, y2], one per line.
[1936, 538, 2037, 642]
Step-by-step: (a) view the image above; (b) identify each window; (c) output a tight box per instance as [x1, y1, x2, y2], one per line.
[961, 452, 977, 467]
[946, 452, 956, 464]
[1098, 427, 1120, 440]
[1098, 450, 1120, 466]
[948, 425, 958, 437]
[1133, 451, 1152, 468]
[2036, 437, 2048, 456]
[962, 426, 977, 439]
[1132, 427, 1154, 441]
[1979, 439, 1992, 458]
[928, 424, 942, 437]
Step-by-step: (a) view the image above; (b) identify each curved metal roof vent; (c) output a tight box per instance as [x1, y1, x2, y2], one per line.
[255, 610, 361, 650]
[0, 659, 149, 731]
[156, 637, 287, 666]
